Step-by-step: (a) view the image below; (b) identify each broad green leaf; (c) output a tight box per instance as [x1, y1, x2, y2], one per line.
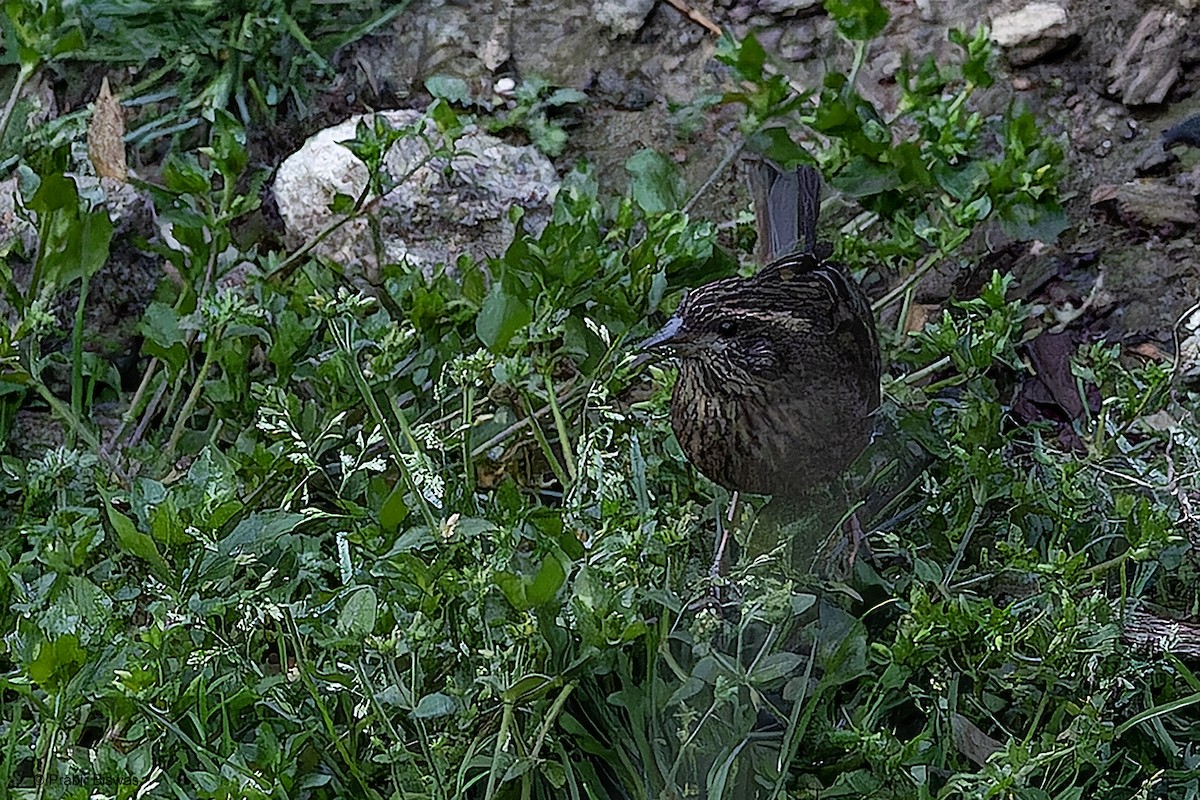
[338, 587, 378, 638]
[544, 88, 588, 106]
[746, 127, 808, 166]
[411, 692, 455, 719]
[140, 301, 188, 371]
[824, 0, 889, 40]
[625, 149, 682, 214]
[378, 482, 409, 532]
[997, 199, 1069, 242]
[425, 75, 470, 104]
[502, 674, 555, 703]
[526, 554, 566, 607]
[28, 634, 86, 691]
[476, 283, 531, 352]
[494, 569, 527, 610]
[106, 504, 171, 579]
[161, 154, 210, 195]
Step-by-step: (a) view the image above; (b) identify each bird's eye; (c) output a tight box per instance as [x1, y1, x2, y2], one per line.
[716, 319, 738, 337]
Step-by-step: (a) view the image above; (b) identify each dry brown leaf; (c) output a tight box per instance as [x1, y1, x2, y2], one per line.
[904, 303, 939, 334]
[1128, 341, 1168, 361]
[88, 77, 127, 182]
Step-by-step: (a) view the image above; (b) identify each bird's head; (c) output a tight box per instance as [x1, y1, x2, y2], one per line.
[638, 271, 826, 382]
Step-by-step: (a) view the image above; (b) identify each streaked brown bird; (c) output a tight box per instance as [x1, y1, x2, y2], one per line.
[640, 163, 880, 500]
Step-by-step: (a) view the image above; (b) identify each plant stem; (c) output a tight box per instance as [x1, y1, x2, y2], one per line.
[0, 63, 34, 148]
[523, 395, 569, 488]
[69, 265, 89, 448]
[336, 318, 439, 529]
[544, 370, 576, 481]
[165, 335, 218, 458]
[484, 702, 514, 800]
[470, 383, 581, 459]
[527, 683, 573, 763]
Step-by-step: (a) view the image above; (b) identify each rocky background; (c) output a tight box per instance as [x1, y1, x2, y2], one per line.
[320, 0, 1199, 356]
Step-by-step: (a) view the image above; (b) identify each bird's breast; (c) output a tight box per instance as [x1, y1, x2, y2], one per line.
[670, 362, 873, 497]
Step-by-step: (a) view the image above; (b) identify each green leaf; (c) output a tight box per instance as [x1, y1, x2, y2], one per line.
[428, 98, 463, 136]
[625, 149, 682, 214]
[933, 160, 987, 202]
[526, 554, 566, 607]
[425, 75, 471, 105]
[823, 0, 889, 40]
[412, 692, 456, 719]
[140, 301, 188, 371]
[106, 504, 171, 580]
[329, 192, 355, 215]
[161, 154, 211, 195]
[997, 199, 1069, 242]
[476, 282, 531, 352]
[50, 27, 84, 57]
[78, 207, 113, 280]
[830, 155, 900, 198]
[746, 127, 809, 166]
[378, 482, 409, 532]
[544, 88, 588, 106]
[735, 31, 766, 79]
[502, 674, 556, 703]
[338, 587, 378, 639]
[28, 171, 77, 213]
[750, 652, 805, 685]
[494, 570, 527, 610]
[496, 554, 567, 611]
[28, 634, 87, 691]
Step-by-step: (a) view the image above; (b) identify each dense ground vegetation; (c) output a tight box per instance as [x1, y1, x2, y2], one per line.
[1, 1, 1198, 798]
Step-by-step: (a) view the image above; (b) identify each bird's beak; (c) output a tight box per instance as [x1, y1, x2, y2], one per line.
[636, 314, 686, 352]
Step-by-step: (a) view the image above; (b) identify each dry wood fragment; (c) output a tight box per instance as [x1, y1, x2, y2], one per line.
[1122, 604, 1200, 660]
[88, 77, 127, 182]
[663, 0, 722, 36]
[1107, 8, 1184, 106]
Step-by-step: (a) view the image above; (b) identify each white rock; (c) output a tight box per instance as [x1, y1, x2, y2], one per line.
[990, 2, 1076, 66]
[991, 2, 1067, 46]
[272, 110, 560, 277]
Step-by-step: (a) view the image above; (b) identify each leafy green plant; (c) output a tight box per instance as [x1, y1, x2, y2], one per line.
[0, 154, 113, 449]
[715, 5, 1068, 322]
[427, 74, 588, 157]
[1, 10, 1197, 800]
[0, 0, 86, 153]
[0, 0, 406, 169]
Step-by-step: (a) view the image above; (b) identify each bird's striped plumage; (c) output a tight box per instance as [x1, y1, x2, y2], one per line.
[643, 164, 880, 498]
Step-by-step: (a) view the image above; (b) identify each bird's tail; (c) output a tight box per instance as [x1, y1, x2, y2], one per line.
[749, 159, 821, 263]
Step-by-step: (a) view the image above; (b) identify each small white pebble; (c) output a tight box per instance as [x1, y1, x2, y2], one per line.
[494, 77, 516, 96]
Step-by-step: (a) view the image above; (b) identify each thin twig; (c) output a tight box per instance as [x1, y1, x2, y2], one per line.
[1170, 299, 1200, 382]
[683, 139, 746, 216]
[872, 241, 960, 313]
[544, 370, 577, 481]
[165, 339, 217, 459]
[469, 386, 582, 460]
[663, 0, 722, 36]
[104, 359, 159, 456]
[129, 380, 169, 449]
[900, 355, 952, 386]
